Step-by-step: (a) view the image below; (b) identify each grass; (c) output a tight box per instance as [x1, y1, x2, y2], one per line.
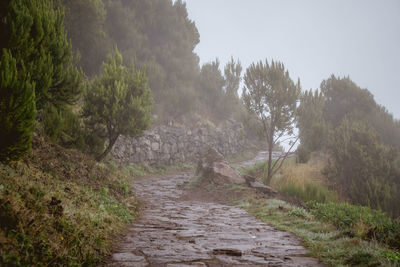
[236, 153, 400, 266]
[308, 202, 400, 250]
[240, 198, 400, 266]
[0, 137, 140, 266]
[270, 156, 339, 204]
[237, 160, 270, 177]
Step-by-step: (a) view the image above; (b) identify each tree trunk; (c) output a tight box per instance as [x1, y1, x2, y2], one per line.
[266, 138, 274, 185]
[96, 134, 119, 162]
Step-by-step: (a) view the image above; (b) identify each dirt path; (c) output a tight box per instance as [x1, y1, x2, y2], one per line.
[108, 153, 324, 266]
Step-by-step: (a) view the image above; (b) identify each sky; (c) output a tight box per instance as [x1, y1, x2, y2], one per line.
[185, 0, 400, 119]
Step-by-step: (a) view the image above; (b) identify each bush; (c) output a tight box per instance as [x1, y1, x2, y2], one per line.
[0, 50, 36, 162]
[325, 118, 400, 217]
[42, 104, 85, 149]
[296, 145, 311, 163]
[308, 202, 400, 250]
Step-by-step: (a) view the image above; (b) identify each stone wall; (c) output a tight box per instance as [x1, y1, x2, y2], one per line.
[111, 120, 251, 165]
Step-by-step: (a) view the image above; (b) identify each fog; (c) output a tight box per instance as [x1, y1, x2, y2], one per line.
[185, 0, 400, 119]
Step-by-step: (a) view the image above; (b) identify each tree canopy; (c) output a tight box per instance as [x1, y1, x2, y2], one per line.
[243, 60, 300, 184]
[83, 49, 153, 161]
[0, 0, 83, 162]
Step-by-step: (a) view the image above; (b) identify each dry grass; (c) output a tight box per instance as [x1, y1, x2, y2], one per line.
[269, 154, 340, 204]
[271, 154, 328, 188]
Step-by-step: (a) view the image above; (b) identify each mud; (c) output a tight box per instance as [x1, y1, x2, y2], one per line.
[108, 152, 324, 266]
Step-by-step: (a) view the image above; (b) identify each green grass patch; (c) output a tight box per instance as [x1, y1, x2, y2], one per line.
[280, 182, 338, 203]
[242, 198, 399, 266]
[238, 160, 271, 177]
[308, 202, 400, 250]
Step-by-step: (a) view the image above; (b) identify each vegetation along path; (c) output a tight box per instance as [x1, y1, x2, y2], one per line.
[108, 154, 324, 267]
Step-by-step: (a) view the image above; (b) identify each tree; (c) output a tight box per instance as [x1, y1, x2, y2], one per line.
[320, 75, 375, 127]
[223, 57, 246, 120]
[83, 49, 153, 161]
[0, 0, 84, 160]
[296, 89, 327, 161]
[224, 57, 242, 99]
[320, 75, 400, 147]
[198, 59, 225, 119]
[325, 118, 400, 216]
[4, 0, 83, 111]
[103, 0, 200, 120]
[243, 60, 300, 184]
[0, 50, 36, 162]
[62, 0, 110, 76]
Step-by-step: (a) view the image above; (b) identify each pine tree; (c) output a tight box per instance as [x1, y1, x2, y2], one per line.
[6, 0, 83, 110]
[83, 48, 153, 161]
[0, 49, 36, 162]
[0, 0, 84, 161]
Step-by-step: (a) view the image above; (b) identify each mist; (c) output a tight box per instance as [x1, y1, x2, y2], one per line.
[185, 0, 400, 119]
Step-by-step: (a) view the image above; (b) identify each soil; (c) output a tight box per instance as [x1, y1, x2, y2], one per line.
[107, 152, 325, 266]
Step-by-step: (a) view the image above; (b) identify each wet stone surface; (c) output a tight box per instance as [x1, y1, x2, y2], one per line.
[108, 159, 324, 266]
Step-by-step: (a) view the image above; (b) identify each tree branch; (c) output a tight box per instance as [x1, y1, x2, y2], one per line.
[270, 137, 299, 177]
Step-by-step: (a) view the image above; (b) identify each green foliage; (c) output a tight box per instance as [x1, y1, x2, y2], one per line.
[42, 104, 85, 148]
[242, 60, 300, 184]
[320, 75, 400, 147]
[62, 0, 109, 76]
[83, 48, 153, 161]
[325, 118, 400, 217]
[280, 182, 338, 204]
[297, 89, 327, 153]
[308, 202, 400, 249]
[321, 75, 375, 127]
[0, 0, 86, 157]
[3, 0, 83, 110]
[296, 145, 311, 163]
[223, 57, 246, 121]
[245, 198, 394, 266]
[380, 250, 400, 265]
[198, 59, 227, 120]
[101, 0, 200, 119]
[0, 49, 36, 162]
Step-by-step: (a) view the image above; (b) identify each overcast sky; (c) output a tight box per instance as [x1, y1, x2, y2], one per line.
[185, 0, 400, 119]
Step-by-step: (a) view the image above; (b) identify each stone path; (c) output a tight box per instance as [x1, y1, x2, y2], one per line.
[108, 154, 324, 266]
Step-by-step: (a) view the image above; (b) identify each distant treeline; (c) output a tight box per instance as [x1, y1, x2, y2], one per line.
[62, 0, 245, 122]
[297, 75, 400, 217]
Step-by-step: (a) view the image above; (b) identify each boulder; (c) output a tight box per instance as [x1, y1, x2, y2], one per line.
[243, 175, 278, 194]
[198, 147, 246, 185]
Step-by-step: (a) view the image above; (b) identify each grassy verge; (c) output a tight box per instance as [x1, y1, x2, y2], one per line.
[239, 198, 400, 266]
[235, 154, 400, 266]
[0, 137, 140, 266]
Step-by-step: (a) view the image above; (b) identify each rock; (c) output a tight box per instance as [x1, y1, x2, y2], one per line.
[151, 142, 160, 151]
[212, 161, 245, 185]
[213, 248, 242, 256]
[198, 148, 246, 185]
[249, 181, 278, 194]
[243, 175, 256, 185]
[243, 175, 277, 194]
[111, 121, 259, 166]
